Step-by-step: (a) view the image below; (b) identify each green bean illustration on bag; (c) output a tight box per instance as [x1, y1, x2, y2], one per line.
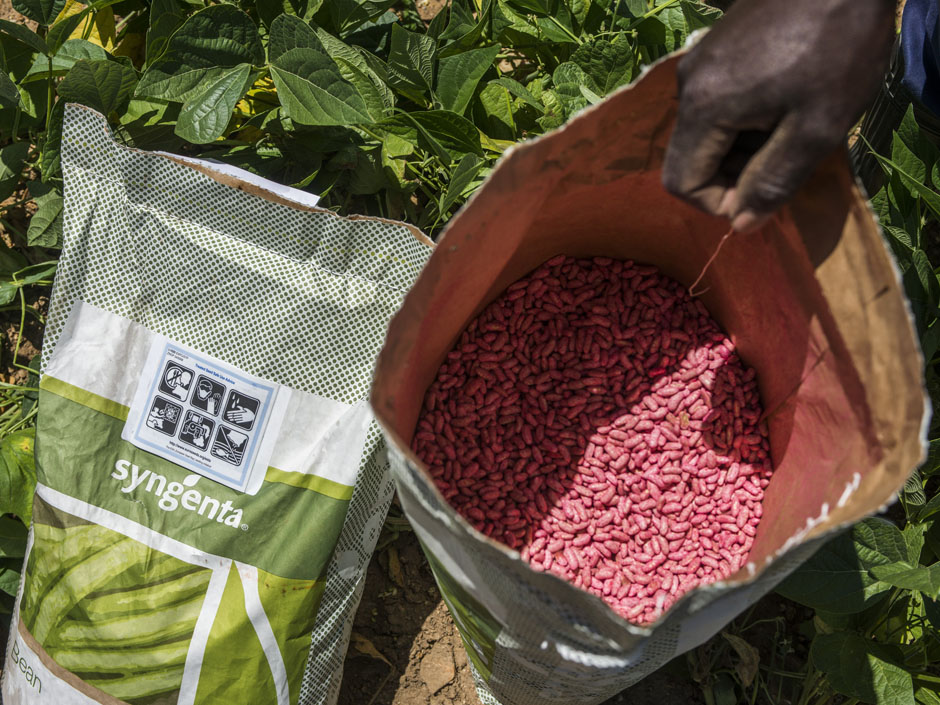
[18, 500, 211, 703]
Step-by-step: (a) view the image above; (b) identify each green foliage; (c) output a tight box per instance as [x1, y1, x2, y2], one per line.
[769, 106, 940, 705]
[0, 0, 720, 237]
[778, 519, 911, 614]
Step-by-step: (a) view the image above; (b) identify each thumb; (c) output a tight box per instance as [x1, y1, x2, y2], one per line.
[663, 109, 740, 216]
[729, 113, 840, 230]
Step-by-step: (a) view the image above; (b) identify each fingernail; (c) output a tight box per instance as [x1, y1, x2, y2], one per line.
[731, 210, 770, 233]
[716, 190, 737, 217]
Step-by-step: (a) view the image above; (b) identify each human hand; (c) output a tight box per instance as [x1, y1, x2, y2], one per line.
[226, 405, 255, 425]
[662, 0, 895, 231]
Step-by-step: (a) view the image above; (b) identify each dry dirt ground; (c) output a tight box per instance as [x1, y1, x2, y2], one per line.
[337, 526, 704, 705]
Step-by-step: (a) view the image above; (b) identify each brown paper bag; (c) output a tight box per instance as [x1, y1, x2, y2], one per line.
[370, 54, 927, 705]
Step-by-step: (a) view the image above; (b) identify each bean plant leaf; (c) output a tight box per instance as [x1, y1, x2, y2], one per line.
[26, 184, 63, 248]
[426, 2, 449, 39]
[569, 0, 591, 26]
[0, 18, 48, 54]
[438, 0, 505, 58]
[441, 153, 483, 213]
[898, 104, 921, 154]
[315, 25, 367, 70]
[0, 243, 28, 278]
[492, 76, 544, 112]
[580, 83, 603, 104]
[913, 248, 940, 308]
[682, 1, 722, 32]
[317, 31, 394, 109]
[39, 99, 65, 180]
[268, 12, 324, 62]
[917, 685, 940, 705]
[812, 633, 915, 705]
[0, 516, 26, 558]
[506, 0, 552, 15]
[870, 562, 940, 598]
[118, 96, 182, 150]
[19, 354, 39, 421]
[902, 468, 927, 511]
[0, 141, 29, 203]
[23, 39, 108, 83]
[386, 24, 436, 103]
[259, 0, 317, 27]
[571, 35, 634, 96]
[323, 0, 398, 35]
[923, 593, 940, 632]
[334, 57, 386, 121]
[12, 0, 66, 25]
[870, 150, 940, 221]
[175, 63, 254, 143]
[146, 0, 186, 66]
[919, 489, 940, 523]
[536, 10, 579, 44]
[270, 47, 373, 126]
[476, 82, 515, 138]
[893, 131, 928, 191]
[921, 438, 940, 478]
[58, 59, 138, 115]
[884, 225, 915, 258]
[903, 521, 926, 563]
[552, 61, 594, 118]
[0, 258, 55, 305]
[721, 633, 759, 688]
[46, 10, 87, 55]
[356, 48, 396, 109]
[776, 518, 909, 613]
[0, 429, 36, 524]
[379, 109, 484, 159]
[436, 45, 499, 115]
[921, 322, 940, 363]
[0, 566, 19, 597]
[0, 70, 20, 109]
[137, 5, 263, 102]
[441, 0, 476, 40]
[897, 104, 940, 169]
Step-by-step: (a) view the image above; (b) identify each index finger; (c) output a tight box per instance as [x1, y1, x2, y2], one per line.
[662, 104, 739, 215]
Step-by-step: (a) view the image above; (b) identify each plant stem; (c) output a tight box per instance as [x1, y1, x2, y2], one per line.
[545, 15, 582, 44]
[11, 288, 29, 373]
[41, 55, 53, 169]
[11, 106, 21, 142]
[866, 588, 903, 636]
[640, 0, 681, 19]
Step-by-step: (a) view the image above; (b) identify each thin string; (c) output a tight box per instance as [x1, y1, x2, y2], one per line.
[688, 212, 790, 297]
[688, 226, 735, 297]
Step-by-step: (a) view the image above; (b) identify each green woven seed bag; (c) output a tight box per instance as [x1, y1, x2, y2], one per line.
[2, 105, 432, 705]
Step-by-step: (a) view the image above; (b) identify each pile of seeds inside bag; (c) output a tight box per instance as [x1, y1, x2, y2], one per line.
[413, 256, 772, 625]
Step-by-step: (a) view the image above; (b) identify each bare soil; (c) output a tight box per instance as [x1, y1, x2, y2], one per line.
[338, 526, 706, 705]
[0, 0, 34, 29]
[415, 0, 448, 21]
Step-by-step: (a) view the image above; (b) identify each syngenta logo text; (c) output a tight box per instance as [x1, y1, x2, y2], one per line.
[112, 459, 244, 528]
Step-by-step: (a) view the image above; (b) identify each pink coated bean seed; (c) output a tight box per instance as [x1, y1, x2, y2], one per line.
[413, 256, 773, 626]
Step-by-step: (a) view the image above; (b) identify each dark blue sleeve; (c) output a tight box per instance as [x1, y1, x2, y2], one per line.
[900, 0, 940, 115]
